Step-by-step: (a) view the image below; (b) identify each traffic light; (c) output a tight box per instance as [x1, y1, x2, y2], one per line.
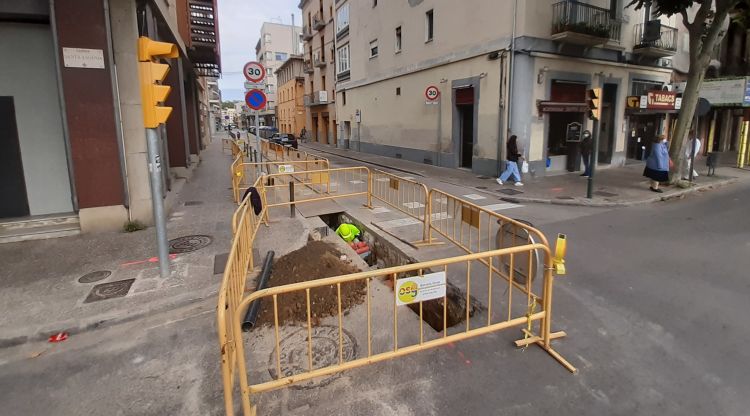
[137, 37, 178, 128]
[586, 88, 602, 121]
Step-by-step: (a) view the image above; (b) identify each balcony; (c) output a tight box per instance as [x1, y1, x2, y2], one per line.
[632, 21, 678, 57]
[302, 25, 313, 41]
[551, 0, 621, 46]
[303, 61, 314, 74]
[313, 12, 325, 31]
[304, 91, 329, 107]
[314, 56, 327, 68]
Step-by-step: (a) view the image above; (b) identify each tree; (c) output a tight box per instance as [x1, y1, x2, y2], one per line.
[628, 0, 747, 181]
[221, 101, 237, 110]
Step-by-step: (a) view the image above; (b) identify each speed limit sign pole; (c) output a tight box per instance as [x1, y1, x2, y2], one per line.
[244, 61, 266, 161]
[425, 85, 441, 166]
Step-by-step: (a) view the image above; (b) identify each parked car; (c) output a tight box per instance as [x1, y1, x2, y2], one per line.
[269, 133, 298, 149]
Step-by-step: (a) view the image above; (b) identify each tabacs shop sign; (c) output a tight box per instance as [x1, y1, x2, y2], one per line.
[627, 91, 681, 111]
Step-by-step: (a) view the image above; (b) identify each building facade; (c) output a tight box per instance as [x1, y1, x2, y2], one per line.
[333, 0, 689, 176]
[254, 22, 302, 127]
[277, 56, 306, 135]
[0, 0, 220, 240]
[300, 0, 338, 145]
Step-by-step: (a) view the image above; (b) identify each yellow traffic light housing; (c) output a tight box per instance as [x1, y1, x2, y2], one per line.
[586, 88, 602, 121]
[137, 37, 178, 128]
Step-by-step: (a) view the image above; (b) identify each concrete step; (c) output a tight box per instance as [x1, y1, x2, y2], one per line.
[0, 213, 81, 244]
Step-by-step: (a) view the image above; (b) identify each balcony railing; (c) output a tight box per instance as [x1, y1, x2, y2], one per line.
[313, 12, 325, 30]
[551, 0, 621, 44]
[302, 25, 313, 40]
[303, 61, 314, 74]
[633, 22, 678, 57]
[304, 91, 329, 106]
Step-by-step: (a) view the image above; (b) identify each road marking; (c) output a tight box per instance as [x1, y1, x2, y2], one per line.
[370, 207, 391, 214]
[462, 194, 486, 201]
[376, 178, 390, 182]
[430, 212, 453, 221]
[349, 180, 364, 184]
[377, 217, 421, 229]
[403, 202, 425, 209]
[402, 176, 416, 181]
[481, 203, 523, 211]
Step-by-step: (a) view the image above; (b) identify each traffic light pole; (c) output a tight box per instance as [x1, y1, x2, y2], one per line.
[146, 127, 170, 277]
[586, 118, 601, 199]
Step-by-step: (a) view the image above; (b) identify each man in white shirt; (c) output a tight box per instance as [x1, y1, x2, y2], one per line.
[682, 133, 701, 180]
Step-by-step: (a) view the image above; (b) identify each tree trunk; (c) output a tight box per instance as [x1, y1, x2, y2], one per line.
[669, 67, 704, 181]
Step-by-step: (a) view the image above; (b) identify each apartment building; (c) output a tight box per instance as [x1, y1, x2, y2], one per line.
[0, 0, 220, 240]
[254, 22, 302, 127]
[300, 0, 338, 145]
[277, 56, 306, 135]
[334, 0, 689, 176]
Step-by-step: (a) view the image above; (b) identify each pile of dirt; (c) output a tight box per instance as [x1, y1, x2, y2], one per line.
[256, 241, 365, 327]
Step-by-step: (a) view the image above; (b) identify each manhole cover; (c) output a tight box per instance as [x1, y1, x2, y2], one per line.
[556, 196, 575, 200]
[169, 235, 213, 254]
[78, 270, 111, 284]
[499, 189, 524, 195]
[269, 325, 357, 389]
[184, 200, 203, 206]
[84, 279, 135, 303]
[475, 186, 488, 190]
[594, 191, 618, 197]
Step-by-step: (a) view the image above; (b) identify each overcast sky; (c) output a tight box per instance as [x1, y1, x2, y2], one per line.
[217, 0, 300, 101]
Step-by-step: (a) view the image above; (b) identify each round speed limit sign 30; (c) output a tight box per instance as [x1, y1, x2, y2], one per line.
[243, 61, 266, 83]
[425, 85, 440, 101]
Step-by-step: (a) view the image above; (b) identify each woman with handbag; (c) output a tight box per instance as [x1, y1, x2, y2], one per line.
[643, 135, 671, 193]
[496, 135, 524, 186]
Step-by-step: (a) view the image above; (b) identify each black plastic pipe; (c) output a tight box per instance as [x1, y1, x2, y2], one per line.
[242, 251, 275, 331]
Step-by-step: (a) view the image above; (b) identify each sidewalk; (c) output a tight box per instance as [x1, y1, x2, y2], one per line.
[301, 142, 748, 207]
[0, 135, 238, 347]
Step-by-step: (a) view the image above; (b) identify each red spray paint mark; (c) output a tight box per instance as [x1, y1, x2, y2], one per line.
[48, 332, 68, 343]
[121, 254, 177, 267]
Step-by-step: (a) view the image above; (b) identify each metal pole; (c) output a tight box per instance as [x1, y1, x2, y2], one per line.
[289, 182, 296, 217]
[689, 112, 697, 183]
[436, 97, 442, 166]
[255, 109, 262, 162]
[586, 118, 601, 199]
[146, 128, 170, 277]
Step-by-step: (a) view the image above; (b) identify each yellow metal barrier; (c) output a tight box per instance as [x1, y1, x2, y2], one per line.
[370, 169, 429, 242]
[262, 166, 370, 208]
[231, 160, 330, 204]
[218, 175, 268, 415]
[228, 243, 573, 415]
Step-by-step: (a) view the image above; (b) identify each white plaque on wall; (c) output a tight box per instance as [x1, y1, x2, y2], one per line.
[62, 48, 105, 69]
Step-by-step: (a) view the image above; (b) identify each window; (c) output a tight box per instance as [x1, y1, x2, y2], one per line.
[342, 90, 346, 106]
[373, 0, 377, 6]
[266, 67, 273, 76]
[336, 3, 350, 34]
[265, 51, 273, 60]
[395, 26, 402, 53]
[425, 9, 434, 42]
[337, 44, 350, 74]
[322, 75, 326, 91]
[275, 52, 288, 61]
[369, 39, 378, 58]
[264, 33, 272, 44]
[396, 87, 401, 96]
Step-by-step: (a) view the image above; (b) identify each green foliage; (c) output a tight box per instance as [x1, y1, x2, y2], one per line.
[123, 220, 146, 233]
[626, 0, 696, 16]
[221, 101, 237, 109]
[553, 21, 611, 38]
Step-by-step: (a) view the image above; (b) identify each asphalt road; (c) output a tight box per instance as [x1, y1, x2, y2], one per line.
[0, 180, 747, 415]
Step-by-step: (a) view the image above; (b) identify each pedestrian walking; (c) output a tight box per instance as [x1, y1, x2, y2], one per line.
[580, 130, 592, 177]
[496, 135, 524, 186]
[682, 133, 701, 180]
[643, 135, 671, 193]
[300, 127, 307, 142]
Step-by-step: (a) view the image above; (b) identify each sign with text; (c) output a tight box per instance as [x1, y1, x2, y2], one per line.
[425, 85, 440, 105]
[646, 91, 677, 109]
[278, 164, 294, 173]
[62, 48, 105, 69]
[243, 61, 266, 83]
[675, 77, 750, 106]
[395, 272, 446, 306]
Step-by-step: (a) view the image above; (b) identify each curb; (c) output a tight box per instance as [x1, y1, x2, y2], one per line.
[0, 289, 218, 349]
[300, 144, 426, 178]
[498, 177, 738, 207]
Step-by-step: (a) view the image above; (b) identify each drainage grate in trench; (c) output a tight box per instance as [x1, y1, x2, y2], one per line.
[169, 235, 213, 254]
[84, 279, 135, 303]
[270, 325, 357, 389]
[78, 270, 111, 284]
[184, 200, 203, 206]
[499, 188, 524, 195]
[594, 190, 618, 197]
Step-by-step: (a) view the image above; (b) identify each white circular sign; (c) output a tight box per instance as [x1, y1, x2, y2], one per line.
[243, 61, 266, 82]
[425, 85, 440, 101]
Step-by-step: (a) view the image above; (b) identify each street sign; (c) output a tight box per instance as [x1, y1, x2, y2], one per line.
[245, 89, 267, 110]
[244, 81, 264, 89]
[425, 85, 440, 103]
[243, 61, 266, 83]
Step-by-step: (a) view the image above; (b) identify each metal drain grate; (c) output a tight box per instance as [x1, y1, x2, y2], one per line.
[184, 201, 204, 206]
[594, 191, 618, 197]
[475, 186, 488, 190]
[169, 235, 213, 254]
[499, 188, 524, 195]
[84, 279, 135, 303]
[78, 270, 111, 284]
[213, 252, 229, 275]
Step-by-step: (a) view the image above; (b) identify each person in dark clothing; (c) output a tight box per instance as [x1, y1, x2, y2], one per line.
[643, 135, 670, 193]
[580, 130, 592, 177]
[496, 135, 523, 186]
